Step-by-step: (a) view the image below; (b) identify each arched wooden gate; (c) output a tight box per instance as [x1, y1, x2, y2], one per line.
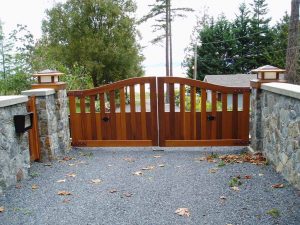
[68, 77, 250, 147]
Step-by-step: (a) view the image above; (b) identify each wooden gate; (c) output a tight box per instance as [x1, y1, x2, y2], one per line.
[67, 77, 158, 147]
[158, 77, 250, 146]
[27, 96, 40, 161]
[68, 77, 250, 147]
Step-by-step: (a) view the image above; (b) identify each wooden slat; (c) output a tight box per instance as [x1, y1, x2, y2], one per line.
[109, 91, 116, 140]
[150, 79, 158, 145]
[158, 78, 165, 146]
[80, 96, 87, 139]
[99, 93, 105, 139]
[90, 95, 97, 140]
[130, 85, 136, 139]
[190, 86, 196, 140]
[242, 91, 250, 142]
[164, 139, 248, 147]
[221, 93, 229, 139]
[232, 93, 238, 139]
[120, 88, 127, 139]
[27, 96, 40, 161]
[211, 91, 217, 139]
[140, 84, 147, 139]
[169, 83, 175, 139]
[180, 84, 186, 140]
[69, 95, 78, 144]
[201, 89, 207, 139]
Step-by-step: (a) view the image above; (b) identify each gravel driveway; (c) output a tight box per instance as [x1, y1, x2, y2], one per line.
[0, 147, 299, 225]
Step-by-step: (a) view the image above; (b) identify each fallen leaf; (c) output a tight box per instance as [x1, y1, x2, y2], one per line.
[141, 165, 155, 170]
[57, 191, 72, 196]
[68, 163, 76, 167]
[108, 164, 113, 167]
[109, 189, 117, 193]
[175, 208, 190, 217]
[271, 183, 284, 189]
[231, 186, 240, 191]
[220, 196, 227, 200]
[56, 179, 66, 183]
[266, 208, 280, 218]
[62, 156, 72, 161]
[44, 163, 52, 167]
[15, 184, 22, 189]
[209, 168, 218, 173]
[153, 155, 162, 158]
[259, 173, 264, 176]
[62, 199, 70, 203]
[91, 179, 102, 184]
[66, 173, 76, 178]
[31, 184, 39, 190]
[133, 171, 143, 176]
[244, 175, 252, 179]
[123, 192, 132, 197]
[123, 158, 135, 163]
[0, 206, 4, 213]
[195, 157, 206, 161]
[159, 164, 165, 167]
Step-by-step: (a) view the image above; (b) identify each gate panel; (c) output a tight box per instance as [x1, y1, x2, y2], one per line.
[68, 77, 158, 147]
[157, 77, 250, 147]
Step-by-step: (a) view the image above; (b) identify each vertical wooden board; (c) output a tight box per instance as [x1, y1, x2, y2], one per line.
[27, 97, 40, 161]
[157, 78, 165, 146]
[185, 112, 191, 139]
[169, 83, 175, 139]
[232, 93, 238, 139]
[196, 112, 201, 140]
[130, 85, 136, 139]
[174, 113, 181, 139]
[164, 112, 170, 140]
[190, 86, 196, 140]
[90, 95, 97, 140]
[221, 93, 229, 139]
[150, 79, 158, 145]
[180, 84, 186, 140]
[135, 112, 142, 140]
[201, 89, 207, 140]
[216, 112, 222, 139]
[69, 96, 78, 143]
[74, 114, 83, 141]
[211, 91, 217, 139]
[146, 113, 152, 140]
[100, 93, 106, 140]
[115, 113, 122, 139]
[140, 84, 147, 140]
[120, 88, 127, 140]
[80, 97, 87, 140]
[125, 113, 132, 140]
[242, 92, 250, 141]
[109, 91, 117, 140]
[95, 113, 102, 140]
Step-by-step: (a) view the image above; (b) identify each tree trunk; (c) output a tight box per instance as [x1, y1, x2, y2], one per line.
[169, 1, 173, 77]
[165, 0, 170, 103]
[286, 0, 300, 84]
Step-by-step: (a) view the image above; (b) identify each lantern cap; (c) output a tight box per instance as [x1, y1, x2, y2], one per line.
[251, 65, 286, 73]
[32, 69, 64, 77]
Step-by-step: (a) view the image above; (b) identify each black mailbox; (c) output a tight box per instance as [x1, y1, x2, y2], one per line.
[14, 113, 33, 133]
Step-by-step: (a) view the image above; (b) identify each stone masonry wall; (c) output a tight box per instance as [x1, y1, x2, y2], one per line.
[261, 90, 300, 189]
[0, 102, 30, 195]
[55, 90, 70, 152]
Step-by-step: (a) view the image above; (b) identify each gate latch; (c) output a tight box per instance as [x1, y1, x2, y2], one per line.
[102, 117, 110, 122]
[207, 115, 215, 121]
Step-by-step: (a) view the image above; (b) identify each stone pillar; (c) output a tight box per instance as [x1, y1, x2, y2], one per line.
[250, 86, 263, 151]
[22, 88, 70, 161]
[0, 96, 30, 195]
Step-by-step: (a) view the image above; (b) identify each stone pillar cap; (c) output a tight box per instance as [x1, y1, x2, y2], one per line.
[0, 95, 28, 108]
[21, 88, 55, 97]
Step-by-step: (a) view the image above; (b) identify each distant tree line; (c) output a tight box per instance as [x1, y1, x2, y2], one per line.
[183, 0, 289, 81]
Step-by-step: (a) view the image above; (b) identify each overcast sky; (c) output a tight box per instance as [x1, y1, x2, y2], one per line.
[0, 0, 291, 76]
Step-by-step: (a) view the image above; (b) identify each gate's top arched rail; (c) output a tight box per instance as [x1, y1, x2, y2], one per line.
[158, 77, 251, 94]
[67, 76, 156, 97]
